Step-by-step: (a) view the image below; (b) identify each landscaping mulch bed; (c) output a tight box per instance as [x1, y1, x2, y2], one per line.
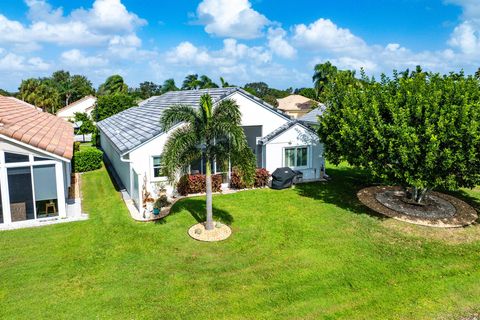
[358, 186, 478, 228]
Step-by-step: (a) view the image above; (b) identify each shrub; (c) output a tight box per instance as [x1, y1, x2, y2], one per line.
[154, 195, 170, 209]
[73, 148, 103, 172]
[176, 174, 222, 196]
[254, 168, 270, 187]
[231, 167, 270, 189]
[230, 167, 247, 189]
[73, 141, 81, 152]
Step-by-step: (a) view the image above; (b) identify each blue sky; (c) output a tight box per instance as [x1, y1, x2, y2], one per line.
[0, 0, 478, 91]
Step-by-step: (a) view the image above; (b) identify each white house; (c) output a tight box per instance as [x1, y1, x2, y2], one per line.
[97, 88, 325, 210]
[0, 95, 74, 226]
[56, 95, 97, 121]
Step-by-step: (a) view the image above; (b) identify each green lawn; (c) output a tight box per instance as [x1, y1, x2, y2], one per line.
[1, 164, 480, 319]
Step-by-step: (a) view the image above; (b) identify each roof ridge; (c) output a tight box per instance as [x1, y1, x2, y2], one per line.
[56, 95, 96, 114]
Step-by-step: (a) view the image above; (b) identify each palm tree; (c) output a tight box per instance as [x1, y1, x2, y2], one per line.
[161, 79, 178, 93]
[220, 77, 231, 88]
[182, 74, 201, 90]
[313, 61, 338, 99]
[475, 67, 480, 80]
[199, 75, 219, 89]
[160, 94, 254, 230]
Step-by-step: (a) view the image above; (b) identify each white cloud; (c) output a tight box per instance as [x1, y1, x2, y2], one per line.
[0, 0, 145, 48]
[61, 49, 108, 68]
[196, 0, 269, 39]
[71, 0, 146, 33]
[267, 27, 296, 59]
[293, 18, 369, 54]
[0, 51, 50, 71]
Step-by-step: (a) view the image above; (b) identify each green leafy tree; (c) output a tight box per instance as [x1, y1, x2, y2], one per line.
[51, 70, 95, 106]
[93, 93, 135, 122]
[98, 75, 129, 96]
[243, 82, 290, 107]
[160, 94, 255, 230]
[74, 112, 95, 135]
[319, 68, 480, 203]
[161, 79, 178, 93]
[133, 81, 162, 99]
[313, 61, 338, 99]
[0, 88, 12, 96]
[198, 75, 219, 89]
[182, 74, 201, 90]
[474, 67, 480, 80]
[19, 78, 60, 113]
[294, 87, 318, 101]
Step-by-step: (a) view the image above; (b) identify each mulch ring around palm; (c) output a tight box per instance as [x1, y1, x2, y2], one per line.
[188, 221, 232, 242]
[358, 186, 478, 228]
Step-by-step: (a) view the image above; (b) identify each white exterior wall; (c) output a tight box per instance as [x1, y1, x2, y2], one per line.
[100, 133, 131, 195]
[264, 124, 325, 180]
[129, 132, 173, 198]
[229, 92, 289, 136]
[57, 97, 96, 120]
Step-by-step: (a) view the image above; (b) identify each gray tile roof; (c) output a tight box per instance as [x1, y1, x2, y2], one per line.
[98, 87, 289, 155]
[298, 104, 326, 124]
[258, 120, 316, 144]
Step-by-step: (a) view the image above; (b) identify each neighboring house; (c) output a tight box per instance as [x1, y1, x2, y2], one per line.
[298, 105, 326, 126]
[56, 95, 97, 121]
[0, 96, 74, 226]
[277, 94, 318, 119]
[97, 88, 325, 210]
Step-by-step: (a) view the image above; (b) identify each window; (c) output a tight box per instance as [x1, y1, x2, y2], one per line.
[152, 156, 164, 178]
[284, 147, 308, 168]
[5, 152, 29, 163]
[33, 165, 58, 218]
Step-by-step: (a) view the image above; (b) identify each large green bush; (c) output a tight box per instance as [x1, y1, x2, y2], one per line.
[73, 148, 103, 172]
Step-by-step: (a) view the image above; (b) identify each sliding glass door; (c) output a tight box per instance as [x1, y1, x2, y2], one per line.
[7, 167, 35, 222]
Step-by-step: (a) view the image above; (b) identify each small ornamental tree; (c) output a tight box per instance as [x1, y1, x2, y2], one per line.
[319, 68, 480, 203]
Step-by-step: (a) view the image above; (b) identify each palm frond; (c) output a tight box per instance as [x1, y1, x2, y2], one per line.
[161, 125, 200, 180]
[159, 105, 198, 132]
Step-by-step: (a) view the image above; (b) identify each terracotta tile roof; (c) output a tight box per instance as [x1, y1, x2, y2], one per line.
[277, 95, 317, 111]
[0, 95, 74, 159]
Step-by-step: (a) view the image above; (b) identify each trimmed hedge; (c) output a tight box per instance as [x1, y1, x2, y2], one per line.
[231, 167, 270, 189]
[73, 148, 103, 172]
[177, 174, 222, 196]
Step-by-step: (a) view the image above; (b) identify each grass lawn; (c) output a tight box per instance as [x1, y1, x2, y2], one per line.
[0, 164, 480, 319]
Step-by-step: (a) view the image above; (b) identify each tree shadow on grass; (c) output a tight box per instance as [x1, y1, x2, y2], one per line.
[160, 198, 234, 225]
[294, 165, 387, 219]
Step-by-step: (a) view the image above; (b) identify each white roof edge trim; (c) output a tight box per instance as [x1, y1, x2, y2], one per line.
[0, 134, 71, 162]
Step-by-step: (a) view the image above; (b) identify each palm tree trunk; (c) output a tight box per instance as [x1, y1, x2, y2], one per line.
[205, 159, 214, 230]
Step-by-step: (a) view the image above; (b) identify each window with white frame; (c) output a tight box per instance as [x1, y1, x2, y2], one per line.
[284, 147, 308, 168]
[152, 156, 164, 178]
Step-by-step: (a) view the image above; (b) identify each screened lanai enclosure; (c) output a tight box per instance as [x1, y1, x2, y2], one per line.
[0, 94, 75, 227]
[0, 149, 71, 225]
